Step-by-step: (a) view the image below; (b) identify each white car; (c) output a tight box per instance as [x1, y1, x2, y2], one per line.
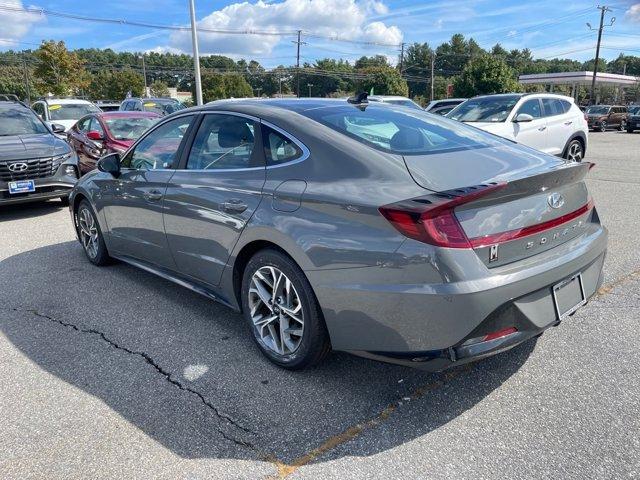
[31, 98, 101, 132]
[367, 95, 423, 110]
[448, 93, 588, 162]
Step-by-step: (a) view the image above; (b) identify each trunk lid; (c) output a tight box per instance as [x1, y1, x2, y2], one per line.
[402, 144, 594, 267]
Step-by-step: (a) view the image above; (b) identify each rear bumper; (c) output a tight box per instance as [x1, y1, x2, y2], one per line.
[0, 171, 77, 206]
[307, 223, 607, 370]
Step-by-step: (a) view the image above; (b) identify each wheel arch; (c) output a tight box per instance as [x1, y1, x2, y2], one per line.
[561, 132, 587, 159]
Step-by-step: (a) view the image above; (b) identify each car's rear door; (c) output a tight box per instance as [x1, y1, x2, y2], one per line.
[511, 98, 548, 152]
[163, 112, 266, 287]
[101, 114, 197, 270]
[542, 98, 574, 155]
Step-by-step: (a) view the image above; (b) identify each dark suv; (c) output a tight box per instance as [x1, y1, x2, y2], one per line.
[585, 105, 628, 132]
[627, 105, 640, 133]
[119, 97, 186, 116]
[0, 100, 79, 206]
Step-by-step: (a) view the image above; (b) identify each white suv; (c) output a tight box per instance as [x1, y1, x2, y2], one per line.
[448, 93, 588, 162]
[31, 98, 101, 132]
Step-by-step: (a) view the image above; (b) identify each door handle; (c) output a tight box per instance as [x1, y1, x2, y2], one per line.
[221, 200, 248, 213]
[144, 190, 163, 201]
[538, 126, 547, 131]
[564, 121, 573, 125]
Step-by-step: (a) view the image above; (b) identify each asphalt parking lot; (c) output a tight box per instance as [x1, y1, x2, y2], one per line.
[1, 132, 639, 479]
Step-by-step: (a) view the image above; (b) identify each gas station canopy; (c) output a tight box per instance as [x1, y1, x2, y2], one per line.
[519, 71, 639, 87]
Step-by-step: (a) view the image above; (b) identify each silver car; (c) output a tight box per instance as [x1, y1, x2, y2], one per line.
[69, 97, 607, 371]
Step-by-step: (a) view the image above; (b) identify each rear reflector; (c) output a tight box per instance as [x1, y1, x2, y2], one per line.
[469, 199, 594, 248]
[379, 183, 506, 249]
[462, 327, 518, 346]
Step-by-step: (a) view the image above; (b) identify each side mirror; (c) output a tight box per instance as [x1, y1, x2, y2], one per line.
[51, 123, 66, 134]
[97, 153, 121, 177]
[87, 130, 103, 141]
[513, 113, 534, 123]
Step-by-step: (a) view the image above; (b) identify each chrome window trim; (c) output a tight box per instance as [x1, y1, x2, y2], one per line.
[261, 119, 310, 170]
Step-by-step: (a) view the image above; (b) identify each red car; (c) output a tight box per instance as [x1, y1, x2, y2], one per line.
[67, 111, 160, 175]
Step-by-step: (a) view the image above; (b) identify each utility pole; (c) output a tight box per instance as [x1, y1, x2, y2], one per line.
[293, 30, 303, 98]
[430, 53, 435, 101]
[189, 0, 203, 105]
[141, 53, 148, 96]
[587, 6, 615, 105]
[23, 59, 31, 104]
[399, 42, 405, 73]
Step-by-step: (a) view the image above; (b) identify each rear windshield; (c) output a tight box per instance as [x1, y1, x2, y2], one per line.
[300, 104, 505, 155]
[142, 100, 185, 115]
[49, 103, 100, 120]
[448, 96, 521, 123]
[104, 117, 158, 140]
[0, 107, 49, 136]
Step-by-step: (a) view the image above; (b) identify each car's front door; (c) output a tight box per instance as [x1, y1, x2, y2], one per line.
[511, 98, 547, 152]
[102, 114, 196, 269]
[163, 113, 266, 287]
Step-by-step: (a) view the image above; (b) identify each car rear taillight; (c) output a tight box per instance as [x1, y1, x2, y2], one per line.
[379, 183, 506, 249]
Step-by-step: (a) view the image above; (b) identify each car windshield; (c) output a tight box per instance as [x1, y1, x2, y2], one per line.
[104, 117, 158, 140]
[586, 106, 610, 115]
[628, 106, 640, 115]
[301, 104, 506, 155]
[448, 96, 520, 122]
[0, 107, 49, 136]
[142, 100, 185, 115]
[49, 103, 101, 120]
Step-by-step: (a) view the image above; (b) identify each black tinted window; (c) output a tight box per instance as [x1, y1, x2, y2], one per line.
[186, 114, 260, 170]
[517, 99, 542, 118]
[122, 115, 193, 170]
[262, 126, 303, 165]
[541, 98, 565, 117]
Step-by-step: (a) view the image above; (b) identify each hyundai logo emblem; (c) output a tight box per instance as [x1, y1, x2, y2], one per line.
[8, 162, 28, 172]
[547, 192, 565, 209]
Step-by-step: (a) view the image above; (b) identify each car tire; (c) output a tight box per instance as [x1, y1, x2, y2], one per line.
[76, 200, 110, 266]
[619, 121, 627, 132]
[241, 248, 331, 370]
[628, 128, 635, 133]
[599, 121, 607, 132]
[564, 139, 584, 163]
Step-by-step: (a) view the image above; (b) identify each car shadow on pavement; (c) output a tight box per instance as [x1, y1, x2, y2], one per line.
[0, 241, 535, 465]
[0, 199, 68, 220]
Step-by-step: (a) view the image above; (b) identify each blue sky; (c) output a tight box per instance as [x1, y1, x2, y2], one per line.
[1, 0, 639, 67]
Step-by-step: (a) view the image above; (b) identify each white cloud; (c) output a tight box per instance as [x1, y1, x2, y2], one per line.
[626, 3, 640, 22]
[0, 0, 43, 46]
[166, 0, 402, 56]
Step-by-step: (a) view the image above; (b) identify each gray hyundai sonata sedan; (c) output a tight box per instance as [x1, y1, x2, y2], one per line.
[69, 97, 607, 370]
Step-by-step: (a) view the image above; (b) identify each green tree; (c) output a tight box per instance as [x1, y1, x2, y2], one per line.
[0, 65, 39, 100]
[453, 54, 520, 97]
[354, 55, 389, 69]
[402, 42, 434, 97]
[33, 41, 89, 95]
[356, 66, 408, 96]
[87, 70, 144, 100]
[224, 73, 253, 98]
[150, 80, 170, 97]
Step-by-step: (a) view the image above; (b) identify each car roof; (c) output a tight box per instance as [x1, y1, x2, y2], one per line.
[0, 100, 29, 110]
[125, 97, 179, 103]
[470, 93, 574, 102]
[97, 111, 161, 119]
[38, 98, 94, 105]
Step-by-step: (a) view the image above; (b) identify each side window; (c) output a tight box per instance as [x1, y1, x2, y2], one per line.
[121, 115, 194, 170]
[517, 99, 542, 118]
[89, 117, 104, 136]
[76, 117, 91, 132]
[186, 114, 260, 170]
[262, 126, 303, 165]
[120, 101, 129, 111]
[559, 100, 572, 113]
[541, 98, 566, 117]
[32, 102, 45, 118]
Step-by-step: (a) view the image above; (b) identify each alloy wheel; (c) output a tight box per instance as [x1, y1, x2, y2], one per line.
[566, 141, 583, 162]
[599, 121, 607, 132]
[248, 266, 305, 356]
[78, 207, 99, 259]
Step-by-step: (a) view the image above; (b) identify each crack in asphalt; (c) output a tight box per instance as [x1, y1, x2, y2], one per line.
[10, 307, 258, 452]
